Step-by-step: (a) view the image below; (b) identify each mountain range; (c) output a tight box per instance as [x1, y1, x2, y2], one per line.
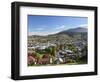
[57, 27, 87, 34]
[29, 27, 87, 37]
[28, 27, 87, 44]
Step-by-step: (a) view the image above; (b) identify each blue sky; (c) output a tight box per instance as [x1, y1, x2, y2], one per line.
[28, 15, 87, 35]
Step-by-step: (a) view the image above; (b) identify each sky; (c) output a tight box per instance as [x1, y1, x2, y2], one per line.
[28, 15, 88, 36]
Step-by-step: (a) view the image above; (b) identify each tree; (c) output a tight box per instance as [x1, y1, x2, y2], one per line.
[59, 44, 64, 50]
[81, 45, 87, 56]
[51, 46, 56, 57]
[71, 47, 78, 54]
[45, 47, 52, 54]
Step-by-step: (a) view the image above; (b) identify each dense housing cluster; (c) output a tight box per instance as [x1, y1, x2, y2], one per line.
[28, 33, 87, 66]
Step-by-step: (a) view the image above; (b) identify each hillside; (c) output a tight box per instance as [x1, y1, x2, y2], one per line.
[28, 27, 87, 46]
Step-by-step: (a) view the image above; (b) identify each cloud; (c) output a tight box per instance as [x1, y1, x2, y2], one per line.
[29, 25, 68, 36]
[28, 31, 59, 36]
[55, 25, 66, 30]
[78, 24, 88, 28]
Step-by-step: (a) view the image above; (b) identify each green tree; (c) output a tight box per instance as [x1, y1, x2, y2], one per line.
[59, 44, 64, 50]
[51, 47, 56, 57]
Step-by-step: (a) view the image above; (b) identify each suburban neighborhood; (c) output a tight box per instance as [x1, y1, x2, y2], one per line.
[27, 29, 87, 66]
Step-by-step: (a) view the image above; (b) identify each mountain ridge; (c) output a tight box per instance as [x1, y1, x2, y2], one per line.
[58, 27, 87, 34]
[29, 27, 87, 37]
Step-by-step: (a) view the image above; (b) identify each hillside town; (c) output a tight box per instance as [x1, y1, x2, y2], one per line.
[28, 33, 87, 66]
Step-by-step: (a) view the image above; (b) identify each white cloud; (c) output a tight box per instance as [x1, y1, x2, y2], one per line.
[55, 25, 66, 30]
[29, 25, 69, 36]
[78, 24, 88, 28]
[28, 31, 59, 36]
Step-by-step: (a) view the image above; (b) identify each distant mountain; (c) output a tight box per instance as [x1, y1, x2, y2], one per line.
[58, 27, 87, 34]
[28, 27, 87, 39]
[28, 27, 87, 46]
[67, 27, 87, 32]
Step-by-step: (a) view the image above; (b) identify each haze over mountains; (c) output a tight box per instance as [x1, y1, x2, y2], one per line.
[28, 27, 87, 45]
[29, 27, 87, 37]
